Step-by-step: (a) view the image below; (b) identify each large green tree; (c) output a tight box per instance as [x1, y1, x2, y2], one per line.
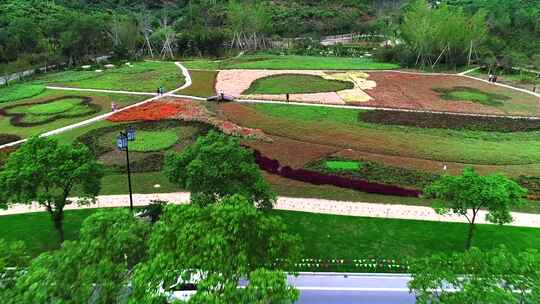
[10, 209, 150, 304]
[401, 0, 488, 67]
[425, 167, 526, 249]
[165, 131, 276, 209]
[0, 137, 103, 243]
[409, 246, 540, 303]
[130, 195, 300, 303]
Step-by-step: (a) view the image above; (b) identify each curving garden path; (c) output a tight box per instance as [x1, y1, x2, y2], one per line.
[2, 192, 540, 228]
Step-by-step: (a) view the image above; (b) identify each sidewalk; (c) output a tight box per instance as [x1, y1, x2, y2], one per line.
[3, 192, 540, 228]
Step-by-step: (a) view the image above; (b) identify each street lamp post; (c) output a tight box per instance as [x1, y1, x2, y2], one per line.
[117, 126, 136, 212]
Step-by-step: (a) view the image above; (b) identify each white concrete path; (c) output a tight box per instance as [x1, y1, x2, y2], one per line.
[0, 61, 193, 150]
[3, 192, 540, 228]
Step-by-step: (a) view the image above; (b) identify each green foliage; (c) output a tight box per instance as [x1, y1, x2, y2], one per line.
[0, 239, 29, 298]
[0, 84, 45, 103]
[435, 87, 510, 106]
[244, 74, 353, 95]
[409, 246, 540, 303]
[130, 195, 300, 303]
[126, 130, 179, 152]
[0, 137, 103, 242]
[400, 0, 488, 67]
[425, 168, 527, 249]
[10, 209, 150, 304]
[165, 131, 276, 208]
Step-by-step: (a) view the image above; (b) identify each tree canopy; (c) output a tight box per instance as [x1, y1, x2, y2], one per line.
[0, 137, 103, 242]
[9, 209, 150, 304]
[131, 195, 300, 303]
[409, 246, 540, 303]
[165, 131, 276, 208]
[425, 167, 526, 249]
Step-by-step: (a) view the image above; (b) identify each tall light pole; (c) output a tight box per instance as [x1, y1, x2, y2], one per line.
[117, 126, 136, 212]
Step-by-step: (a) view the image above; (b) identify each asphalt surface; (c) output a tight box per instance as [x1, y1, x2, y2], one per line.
[290, 273, 416, 304]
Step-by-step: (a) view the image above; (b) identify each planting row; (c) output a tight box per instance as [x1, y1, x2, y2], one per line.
[252, 149, 420, 197]
[360, 110, 540, 132]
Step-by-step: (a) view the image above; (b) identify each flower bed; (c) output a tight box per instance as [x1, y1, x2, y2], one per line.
[288, 258, 409, 273]
[107, 102, 186, 122]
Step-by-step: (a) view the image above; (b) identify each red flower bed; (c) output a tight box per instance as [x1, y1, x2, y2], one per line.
[108, 102, 185, 122]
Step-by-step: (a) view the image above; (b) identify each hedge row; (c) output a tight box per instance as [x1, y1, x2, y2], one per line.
[360, 110, 540, 132]
[251, 149, 420, 197]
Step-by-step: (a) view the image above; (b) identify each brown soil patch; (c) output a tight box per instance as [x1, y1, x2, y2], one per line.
[360, 72, 540, 116]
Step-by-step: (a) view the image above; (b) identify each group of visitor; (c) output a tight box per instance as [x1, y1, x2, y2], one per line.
[156, 86, 165, 96]
[488, 74, 498, 83]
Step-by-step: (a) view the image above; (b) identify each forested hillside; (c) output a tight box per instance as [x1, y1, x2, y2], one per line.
[0, 0, 538, 73]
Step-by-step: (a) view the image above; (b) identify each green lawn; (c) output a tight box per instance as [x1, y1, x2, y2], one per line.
[184, 55, 400, 70]
[279, 211, 540, 260]
[325, 160, 361, 171]
[436, 87, 510, 107]
[34, 61, 185, 92]
[244, 74, 353, 95]
[3, 208, 540, 261]
[242, 103, 540, 168]
[127, 130, 179, 152]
[0, 83, 45, 103]
[176, 70, 217, 97]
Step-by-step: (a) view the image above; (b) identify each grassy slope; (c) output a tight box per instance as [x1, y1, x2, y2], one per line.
[231, 103, 540, 169]
[244, 74, 353, 95]
[184, 55, 399, 70]
[3, 208, 540, 259]
[35, 61, 185, 92]
[176, 70, 217, 97]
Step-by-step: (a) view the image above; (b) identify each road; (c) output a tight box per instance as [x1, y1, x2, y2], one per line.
[289, 273, 415, 304]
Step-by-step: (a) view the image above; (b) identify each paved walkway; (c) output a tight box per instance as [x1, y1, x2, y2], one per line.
[3, 192, 540, 228]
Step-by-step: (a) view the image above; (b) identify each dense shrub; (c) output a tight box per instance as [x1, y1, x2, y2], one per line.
[360, 110, 540, 132]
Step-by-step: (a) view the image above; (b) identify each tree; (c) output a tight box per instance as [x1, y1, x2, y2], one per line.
[0, 137, 103, 243]
[10, 209, 150, 304]
[165, 131, 276, 209]
[409, 246, 540, 303]
[424, 168, 526, 249]
[130, 195, 300, 303]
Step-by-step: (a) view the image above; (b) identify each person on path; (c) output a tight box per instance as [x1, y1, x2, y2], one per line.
[111, 101, 117, 112]
[219, 89, 224, 101]
[156, 87, 161, 96]
[286, 93, 290, 102]
[488, 74, 493, 83]
[160, 86, 165, 95]
[493, 75, 498, 83]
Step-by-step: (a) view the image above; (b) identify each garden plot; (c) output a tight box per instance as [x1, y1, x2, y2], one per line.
[0, 89, 145, 140]
[216, 69, 375, 105]
[217, 69, 540, 115]
[361, 72, 540, 116]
